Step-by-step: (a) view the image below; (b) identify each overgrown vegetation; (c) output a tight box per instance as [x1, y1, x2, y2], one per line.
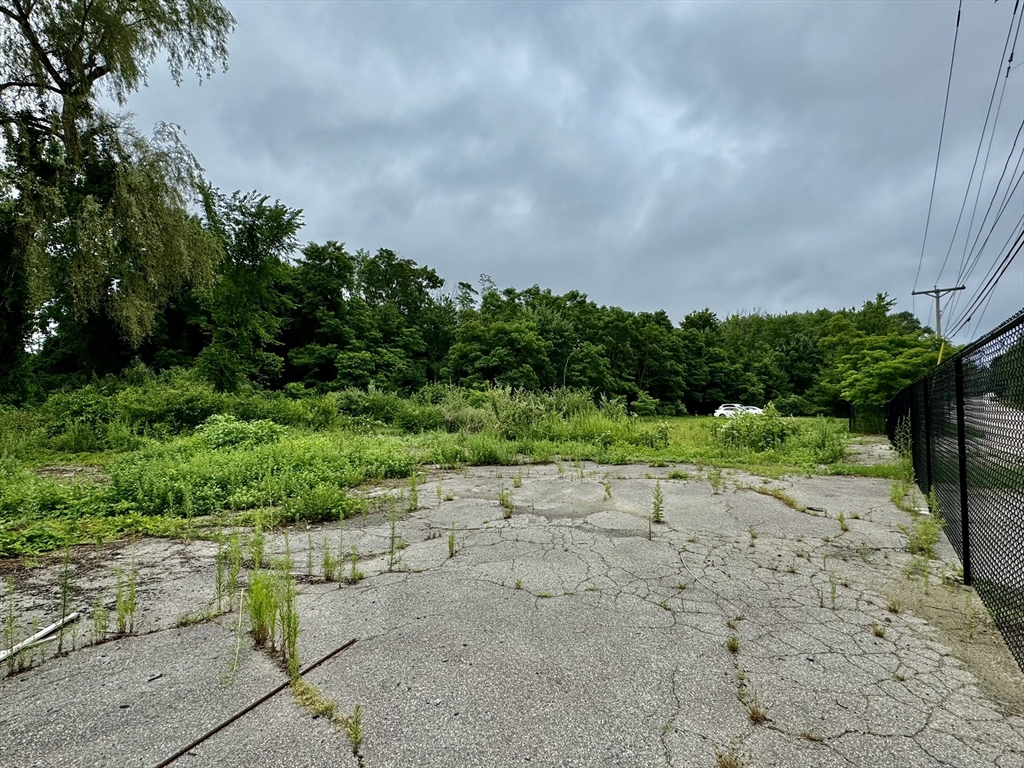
[0, 379, 863, 557]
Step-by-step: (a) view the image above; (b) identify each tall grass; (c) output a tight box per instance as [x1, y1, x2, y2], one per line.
[0, 379, 857, 557]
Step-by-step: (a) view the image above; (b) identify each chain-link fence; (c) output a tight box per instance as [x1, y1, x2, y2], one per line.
[887, 308, 1024, 672]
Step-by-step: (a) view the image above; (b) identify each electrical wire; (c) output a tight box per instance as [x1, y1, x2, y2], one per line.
[947, 225, 1024, 338]
[914, 0, 964, 298]
[950, 208, 1024, 330]
[937, 0, 1020, 285]
[946, 117, 1024, 322]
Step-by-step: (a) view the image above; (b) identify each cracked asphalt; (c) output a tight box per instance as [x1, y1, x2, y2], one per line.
[2, 463, 1023, 767]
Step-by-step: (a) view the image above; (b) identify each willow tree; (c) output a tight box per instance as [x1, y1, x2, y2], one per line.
[0, 0, 235, 398]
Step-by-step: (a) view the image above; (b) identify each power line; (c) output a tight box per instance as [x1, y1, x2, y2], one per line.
[947, 225, 1024, 338]
[950, 130, 1024, 316]
[947, 117, 1024, 322]
[950, 208, 1024, 330]
[937, 0, 1021, 285]
[913, 0, 964, 298]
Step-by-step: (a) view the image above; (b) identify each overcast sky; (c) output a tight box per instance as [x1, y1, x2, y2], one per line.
[122, 0, 1024, 342]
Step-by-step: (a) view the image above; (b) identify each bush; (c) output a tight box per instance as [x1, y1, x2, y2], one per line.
[713, 404, 794, 453]
[631, 391, 659, 417]
[196, 414, 285, 450]
[798, 417, 847, 464]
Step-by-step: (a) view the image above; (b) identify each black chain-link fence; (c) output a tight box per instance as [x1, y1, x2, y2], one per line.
[887, 308, 1024, 672]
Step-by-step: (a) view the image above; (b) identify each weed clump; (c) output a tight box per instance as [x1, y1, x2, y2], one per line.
[651, 480, 664, 523]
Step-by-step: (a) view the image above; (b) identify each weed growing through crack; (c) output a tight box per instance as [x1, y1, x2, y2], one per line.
[387, 498, 402, 572]
[322, 536, 338, 582]
[602, 481, 612, 500]
[556, 460, 564, 476]
[651, 480, 664, 523]
[726, 635, 740, 654]
[436, 483, 443, 503]
[347, 547, 365, 583]
[887, 597, 901, 614]
[291, 676, 338, 720]
[739, 685, 768, 724]
[715, 744, 747, 768]
[448, 523, 457, 558]
[115, 561, 137, 635]
[247, 570, 279, 649]
[900, 513, 944, 559]
[498, 485, 514, 518]
[514, 578, 522, 589]
[281, 531, 294, 575]
[227, 532, 242, 610]
[278, 570, 300, 678]
[513, 469, 523, 488]
[222, 606, 245, 686]
[871, 622, 886, 638]
[838, 512, 849, 532]
[250, 515, 265, 570]
[751, 485, 806, 512]
[87, 598, 108, 647]
[667, 470, 690, 481]
[90, 600, 109, 645]
[215, 532, 227, 611]
[707, 466, 724, 494]
[345, 703, 363, 756]
[306, 534, 313, 578]
[58, 547, 72, 653]
[408, 471, 419, 512]
[829, 572, 838, 609]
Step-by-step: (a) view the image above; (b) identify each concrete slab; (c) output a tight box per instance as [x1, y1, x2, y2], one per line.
[2, 464, 1023, 767]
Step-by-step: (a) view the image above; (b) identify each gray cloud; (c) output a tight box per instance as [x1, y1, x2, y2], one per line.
[122, 0, 1024, 341]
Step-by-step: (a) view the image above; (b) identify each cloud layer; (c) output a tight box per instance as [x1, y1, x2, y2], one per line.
[122, 0, 1024, 341]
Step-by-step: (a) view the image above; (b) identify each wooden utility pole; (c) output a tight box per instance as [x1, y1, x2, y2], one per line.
[912, 286, 964, 338]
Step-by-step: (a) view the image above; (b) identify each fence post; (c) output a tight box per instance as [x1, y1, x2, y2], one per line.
[922, 378, 932, 494]
[953, 358, 973, 586]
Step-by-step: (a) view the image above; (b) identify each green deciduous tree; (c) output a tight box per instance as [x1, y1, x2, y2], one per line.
[0, 0, 234, 397]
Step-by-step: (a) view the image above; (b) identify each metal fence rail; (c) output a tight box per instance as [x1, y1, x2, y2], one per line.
[886, 308, 1024, 672]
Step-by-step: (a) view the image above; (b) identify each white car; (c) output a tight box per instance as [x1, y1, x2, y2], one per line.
[741, 405, 764, 415]
[714, 404, 745, 418]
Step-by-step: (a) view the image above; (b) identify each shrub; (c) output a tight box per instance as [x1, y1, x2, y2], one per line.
[631, 391, 659, 417]
[196, 414, 285, 450]
[799, 417, 847, 464]
[713, 404, 794, 453]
